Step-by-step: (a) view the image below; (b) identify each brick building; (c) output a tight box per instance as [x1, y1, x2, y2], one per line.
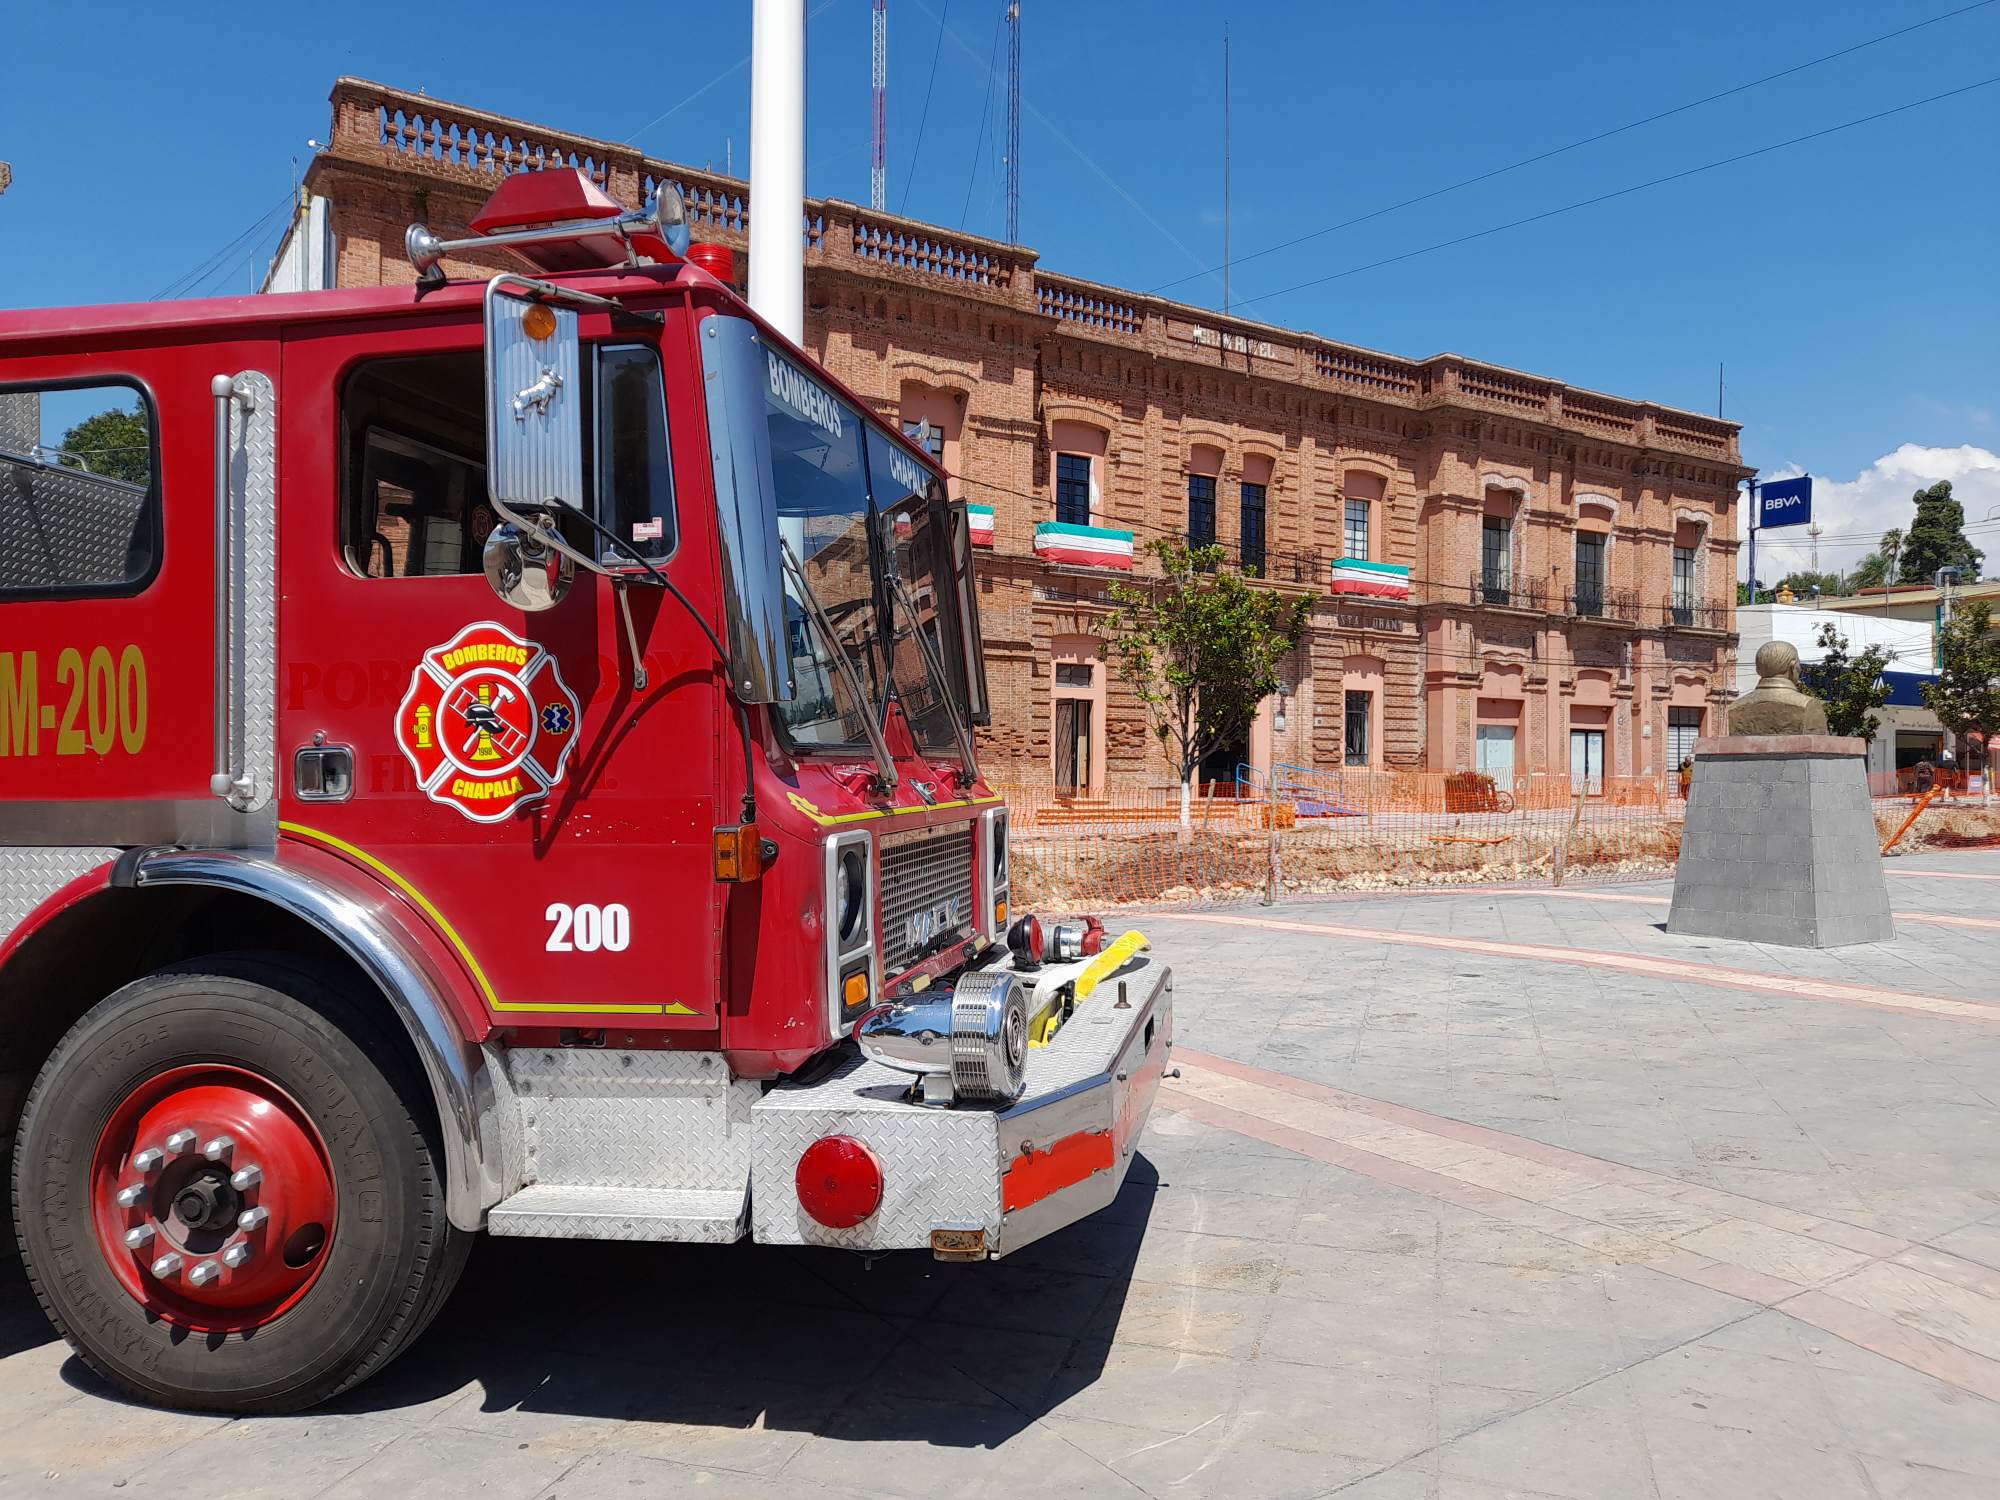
[278, 78, 1747, 796]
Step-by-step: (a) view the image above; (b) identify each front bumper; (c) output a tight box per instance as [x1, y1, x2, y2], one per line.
[750, 949, 1173, 1256]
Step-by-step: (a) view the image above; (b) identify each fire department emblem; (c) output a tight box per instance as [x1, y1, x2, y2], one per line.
[394, 622, 580, 823]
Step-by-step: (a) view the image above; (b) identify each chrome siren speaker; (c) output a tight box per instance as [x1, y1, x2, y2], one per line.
[855, 971, 1029, 1103]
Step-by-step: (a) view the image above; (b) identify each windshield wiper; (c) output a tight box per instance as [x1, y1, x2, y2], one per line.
[886, 571, 980, 789]
[780, 537, 898, 794]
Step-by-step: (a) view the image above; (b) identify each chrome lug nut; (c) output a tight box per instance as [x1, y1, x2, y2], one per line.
[187, 1260, 221, 1287]
[123, 1224, 155, 1249]
[132, 1147, 166, 1173]
[237, 1206, 269, 1231]
[201, 1134, 235, 1162]
[150, 1252, 183, 1278]
[221, 1242, 252, 1269]
[164, 1128, 198, 1155]
[229, 1164, 262, 1191]
[114, 1184, 146, 1209]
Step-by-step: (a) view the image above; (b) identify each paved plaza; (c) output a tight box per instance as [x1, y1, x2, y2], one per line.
[4, 853, 1999, 1497]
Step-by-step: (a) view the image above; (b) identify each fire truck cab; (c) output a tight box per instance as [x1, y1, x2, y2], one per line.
[0, 170, 1172, 1412]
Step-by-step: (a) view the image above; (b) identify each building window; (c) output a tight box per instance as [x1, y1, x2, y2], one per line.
[1672, 545, 1695, 625]
[1054, 452, 1093, 526]
[1344, 690, 1371, 768]
[1481, 516, 1511, 604]
[1574, 533, 1605, 617]
[1343, 497, 1370, 562]
[1240, 481, 1266, 574]
[1569, 727, 1606, 794]
[901, 417, 944, 459]
[1188, 473, 1217, 548]
[1667, 707, 1703, 771]
[1052, 644, 1100, 795]
[0, 379, 160, 598]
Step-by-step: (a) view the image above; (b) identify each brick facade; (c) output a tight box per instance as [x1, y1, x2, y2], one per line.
[296, 78, 1746, 794]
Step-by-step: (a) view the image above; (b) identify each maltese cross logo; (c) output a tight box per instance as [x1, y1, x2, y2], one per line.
[394, 622, 580, 823]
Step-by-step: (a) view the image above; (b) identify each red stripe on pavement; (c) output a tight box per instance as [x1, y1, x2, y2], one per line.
[1158, 910, 2000, 1025]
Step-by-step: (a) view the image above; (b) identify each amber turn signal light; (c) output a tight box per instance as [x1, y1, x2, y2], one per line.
[713, 823, 764, 882]
[994, 898, 1008, 928]
[521, 302, 558, 341]
[842, 971, 870, 1009]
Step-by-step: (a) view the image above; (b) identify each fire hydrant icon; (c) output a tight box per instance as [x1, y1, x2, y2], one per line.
[413, 704, 433, 750]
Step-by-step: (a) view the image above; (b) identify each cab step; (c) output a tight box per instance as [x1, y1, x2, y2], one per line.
[486, 1184, 747, 1242]
[487, 1048, 758, 1243]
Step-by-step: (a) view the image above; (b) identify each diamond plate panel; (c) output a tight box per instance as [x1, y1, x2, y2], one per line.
[504, 1048, 758, 1194]
[230, 371, 277, 812]
[487, 1184, 747, 1242]
[752, 1054, 1003, 1250]
[0, 461, 148, 590]
[0, 847, 115, 946]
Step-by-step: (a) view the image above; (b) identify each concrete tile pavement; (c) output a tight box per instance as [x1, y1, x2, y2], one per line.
[1, 854, 1998, 1495]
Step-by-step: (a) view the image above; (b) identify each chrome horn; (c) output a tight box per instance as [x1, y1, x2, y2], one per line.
[855, 971, 1029, 1104]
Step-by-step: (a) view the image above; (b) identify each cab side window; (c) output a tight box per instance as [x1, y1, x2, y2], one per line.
[0, 380, 160, 597]
[341, 345, 677, 578]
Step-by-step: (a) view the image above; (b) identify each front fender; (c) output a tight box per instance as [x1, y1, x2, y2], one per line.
[130, 846, 511, 1231]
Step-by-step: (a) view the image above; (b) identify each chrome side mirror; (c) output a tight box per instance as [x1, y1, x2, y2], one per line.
[483, 521, 573, 612]
[642, 183, 692, 261]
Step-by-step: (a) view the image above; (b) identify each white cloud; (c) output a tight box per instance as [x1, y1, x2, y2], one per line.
[1753, 444, 2000, 578]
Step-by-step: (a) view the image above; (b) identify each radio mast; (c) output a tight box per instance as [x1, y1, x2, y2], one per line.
[1005, 3, 1020, 244]
[871, 0, 888, 211]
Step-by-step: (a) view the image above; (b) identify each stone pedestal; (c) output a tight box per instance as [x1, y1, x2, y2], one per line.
[1667, 735, 1894, 948]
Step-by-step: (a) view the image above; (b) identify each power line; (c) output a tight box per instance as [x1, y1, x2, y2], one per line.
[1232, 74, 2000, 313]
[150, 191, 295, 301]
[621, 0, 844, 150]
[958, 4, 1006, 229]
[900, 0, 950, 214]
[1147, 0, 1999, 297]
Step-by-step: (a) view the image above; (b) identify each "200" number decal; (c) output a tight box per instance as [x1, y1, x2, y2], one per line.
[545, 902, 631, 953]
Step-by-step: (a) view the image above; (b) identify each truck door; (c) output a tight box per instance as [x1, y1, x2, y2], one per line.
[275, 305, 722, 1028]
[0, 340, 280, 853]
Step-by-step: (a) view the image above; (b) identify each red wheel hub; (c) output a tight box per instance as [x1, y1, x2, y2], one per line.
[90, 1064, 337, 1333]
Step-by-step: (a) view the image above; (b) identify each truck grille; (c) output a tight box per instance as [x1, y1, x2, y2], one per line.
[879, 824, 975, 976]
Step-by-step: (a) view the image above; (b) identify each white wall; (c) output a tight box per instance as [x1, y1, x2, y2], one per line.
[1734, 605, 1932, 698]
[262, 195, 333, 294]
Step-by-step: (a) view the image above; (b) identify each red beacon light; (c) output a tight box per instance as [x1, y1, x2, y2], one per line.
[403, 166, 689, 283]
[685, 243, 736, 282]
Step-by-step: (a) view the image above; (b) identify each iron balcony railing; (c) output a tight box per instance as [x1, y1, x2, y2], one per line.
[1566, 588, 1639, 623]
[1665, 598, 1731, 631]
[1467, 571, 1548, 611]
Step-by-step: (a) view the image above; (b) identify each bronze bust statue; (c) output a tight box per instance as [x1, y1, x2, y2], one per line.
[1727, 640, 1828, 736]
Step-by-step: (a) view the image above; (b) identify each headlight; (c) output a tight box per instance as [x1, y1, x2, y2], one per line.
[836, 847, 866, 944]
[992, 815, 1009, 887]
[854, 970, 1029, 1103]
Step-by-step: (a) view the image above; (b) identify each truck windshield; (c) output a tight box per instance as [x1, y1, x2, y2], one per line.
[756, 345, 975, 759]
[866, 426, 970, 756]
[763, 351, 885, 749]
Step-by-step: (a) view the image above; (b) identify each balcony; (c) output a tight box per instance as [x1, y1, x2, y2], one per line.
[1192, 537, 1321, 585]
[1468, 571, 1549, 612]
[1566, 589, 1639, 624]
[1665, 598, 1730, 632]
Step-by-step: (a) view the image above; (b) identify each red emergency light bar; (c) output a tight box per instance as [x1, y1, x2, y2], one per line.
[405, 167, 688, 280]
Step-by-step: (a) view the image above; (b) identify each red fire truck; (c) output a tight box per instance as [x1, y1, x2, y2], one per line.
[0, 169, 1172, 1412]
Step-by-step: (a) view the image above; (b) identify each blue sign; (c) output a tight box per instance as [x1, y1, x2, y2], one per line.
[1757, 476, 1813, 529]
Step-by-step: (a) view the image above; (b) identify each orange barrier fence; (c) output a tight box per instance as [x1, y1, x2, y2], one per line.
[992, 770, 1683, 910]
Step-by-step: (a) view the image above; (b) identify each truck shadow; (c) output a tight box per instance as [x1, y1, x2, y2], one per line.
[37, 1156, 1160, 1449]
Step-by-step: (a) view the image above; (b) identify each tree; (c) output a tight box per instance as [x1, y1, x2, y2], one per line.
[1098, 539, 1312, 832]
[1848, 551, 1891, 591]
[1799, 623, 1891, 741]
[1775, 570, 1842, 601]
[57, 407, 150, 485]
[1897, 481, 1983, 584]
[1921, 600, 2000, 795]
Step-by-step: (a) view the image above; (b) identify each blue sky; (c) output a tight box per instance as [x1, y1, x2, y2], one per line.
[3, 1, 1995, 576]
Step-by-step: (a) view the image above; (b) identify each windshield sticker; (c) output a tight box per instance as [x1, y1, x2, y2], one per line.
[885, 442, 928, 498]
[766, 351, 845, 439]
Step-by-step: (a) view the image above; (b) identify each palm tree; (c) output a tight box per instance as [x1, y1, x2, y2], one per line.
[1881, 529, 1903, 584]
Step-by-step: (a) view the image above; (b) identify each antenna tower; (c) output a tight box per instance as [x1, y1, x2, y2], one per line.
[871, 0, 888, 211]
[1005, 3, 1020, 244]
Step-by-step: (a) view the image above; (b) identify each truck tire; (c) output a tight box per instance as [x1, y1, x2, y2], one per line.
[11, 952, 469, 1412]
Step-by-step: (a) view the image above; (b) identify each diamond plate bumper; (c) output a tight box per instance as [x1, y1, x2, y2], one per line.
[750, 954, 1173, 1255]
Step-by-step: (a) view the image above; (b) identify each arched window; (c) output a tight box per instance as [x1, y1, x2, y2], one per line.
[1187, 444, 1223, 549]
[1050, 420, 1107, 526]
[1342, 470, 1385, 562]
